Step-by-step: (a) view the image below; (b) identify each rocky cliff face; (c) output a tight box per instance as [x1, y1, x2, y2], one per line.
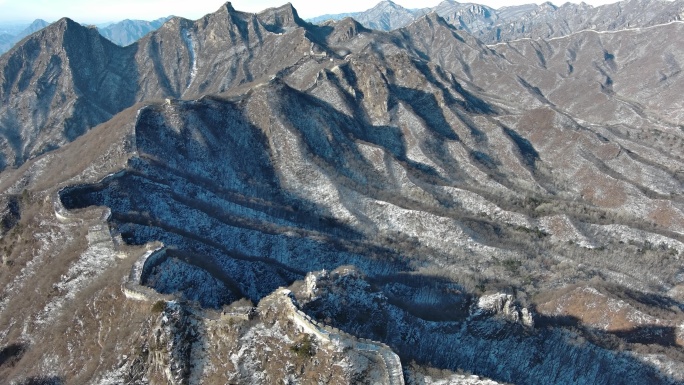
[0, 2, 684, 384]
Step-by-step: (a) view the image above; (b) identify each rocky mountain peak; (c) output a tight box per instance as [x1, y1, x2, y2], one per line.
[257, 2, 306, 33]
[406, 10, 459, 33]
[222, 1, 237, 13]
[41, 17, 122, 50]
[58, 17, 107, 40]
[51, 17, 77, 32]
[367, 0, 411, 15]
[352, 0, 420, 31]
[377, 0, 400, 9]
[3, 16, 110, 69]
[539, 1, 558, 11]
[210, 1, 253, 24]
[158, 15, 193, 28]
[24, 19, 49, 34]
[0, 13, 139, 167]
[325, 17, 368, 43]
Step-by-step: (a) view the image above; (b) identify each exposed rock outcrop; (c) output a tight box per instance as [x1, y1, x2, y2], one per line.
[476, 293, 534, 328]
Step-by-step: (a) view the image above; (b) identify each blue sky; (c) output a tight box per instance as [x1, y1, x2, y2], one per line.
[0, 0, 622, 23]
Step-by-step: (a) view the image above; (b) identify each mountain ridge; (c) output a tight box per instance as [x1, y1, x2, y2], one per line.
[309, 0, 684, 44]
[0, 17, 172, 54]
[97, 16, 172, 46]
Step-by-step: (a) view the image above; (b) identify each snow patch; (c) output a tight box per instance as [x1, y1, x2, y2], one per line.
[182, 28, 198, 88]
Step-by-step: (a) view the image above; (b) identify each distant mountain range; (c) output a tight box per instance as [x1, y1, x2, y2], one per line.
[97, 16, 172, 46]
[0, 16, 171, 54]
[0, 19, 49, 53]
[4, 0, 684, 54]
[309, 0, 684, 43]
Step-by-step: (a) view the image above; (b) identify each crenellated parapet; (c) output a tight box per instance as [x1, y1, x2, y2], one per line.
[279, 288, 405, 385]
[123, 244, 167, 302]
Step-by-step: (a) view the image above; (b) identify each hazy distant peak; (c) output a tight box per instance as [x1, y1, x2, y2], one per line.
[26, 19, 49, 30]
[96, 15, 173, 46]
[539, 1, 558, 10]
[373, 0, 406, 10]
[10, 18, 51, 41]
[436, 0, 472, 8]
[157, 16, 194, 30]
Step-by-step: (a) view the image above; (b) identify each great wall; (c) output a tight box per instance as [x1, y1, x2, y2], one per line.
[53, 189, 169, 303]
[122, 246, 169, 302]
[53, 188, 406, 384]
[277, 289, 405, 385]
